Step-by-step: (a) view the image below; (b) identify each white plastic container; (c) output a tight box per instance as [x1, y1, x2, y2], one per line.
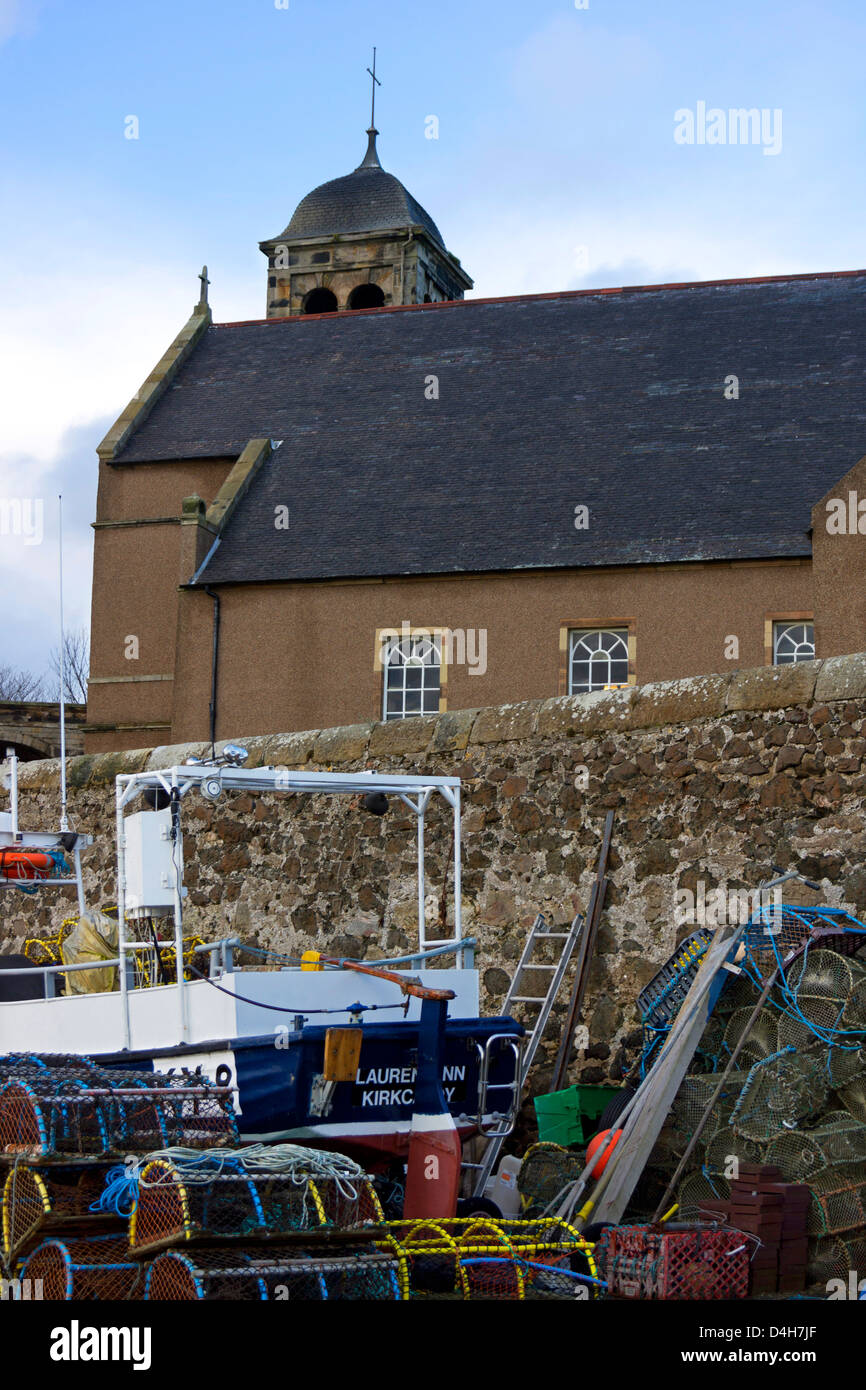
[124, 809, 184, 917]
[483, 1154, 523, 1216]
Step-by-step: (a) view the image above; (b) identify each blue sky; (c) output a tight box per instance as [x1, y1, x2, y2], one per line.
[1, 0, 864, 674]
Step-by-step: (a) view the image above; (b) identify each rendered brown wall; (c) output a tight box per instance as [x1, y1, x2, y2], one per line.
[160, 557, 812, 750]
[812, 454, 866, 661]
[88, 458, 236, 745]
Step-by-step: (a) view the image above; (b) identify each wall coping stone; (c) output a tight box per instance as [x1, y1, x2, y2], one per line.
[20, 651, 866, 789]
[726, 658, 823, 712]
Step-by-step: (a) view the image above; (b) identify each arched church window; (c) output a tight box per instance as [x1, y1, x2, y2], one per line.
[302, 288, 338, 315]
[773, 621, 815, 665]
[381, 631, 442, 720]
[348, 283, 386, 310]
[569, 628, 630, 694]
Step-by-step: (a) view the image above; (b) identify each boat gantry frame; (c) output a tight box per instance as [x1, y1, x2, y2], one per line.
[115, 763, 466, 1047]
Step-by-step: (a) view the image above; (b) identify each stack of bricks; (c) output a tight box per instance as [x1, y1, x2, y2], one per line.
[696, 1163, 810, 1295]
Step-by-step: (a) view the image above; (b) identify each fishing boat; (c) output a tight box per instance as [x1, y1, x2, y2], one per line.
[0, 747, 524, 1211]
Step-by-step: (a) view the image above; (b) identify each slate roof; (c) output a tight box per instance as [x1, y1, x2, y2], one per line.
[113, 270, 866, 586]
[271, 132, 445, 247]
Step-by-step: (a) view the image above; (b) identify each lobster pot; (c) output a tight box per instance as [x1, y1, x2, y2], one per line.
[722, 1010, 779, 1070]
[677, 1170, 731, 1214]
[703, 1125, 766, 1175]
[732, 1048, 829, 1141]
[595, 1223, 748, 1301]
[648, 1124, 700, 1174]
[668, 1071, 749, 1145]
[517, 1144, 586, 1218]
[458, 1253, 586, 1302]
[824, 1045, 866, 1089]
[0, 1071, 237, 1159]
[20, 1235, 143, 1300]
[714, 972, 764, 1018]
[144, 1245, 405, 1301]
[806, 1174, 866, 1237]
[744, 909, 866, 973]
[765, 1116, 866, 1181]
[774, 1007, 866, 1064]
[0, 1054, 101, 1078]
[838, 1073, 866, 1122]
[2, 1163, 118, 1262]
[389, 1217, 592, 1301]
[693, 1015, 726, 1072]
[785, 950, 866, 1030]
[807, 1235, 866, 1287]
[130, 1158, 384, 1254]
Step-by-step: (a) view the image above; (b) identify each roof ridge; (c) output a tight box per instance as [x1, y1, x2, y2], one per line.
[213, 267, 866, 329]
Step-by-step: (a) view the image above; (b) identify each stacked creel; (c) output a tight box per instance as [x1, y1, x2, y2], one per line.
[144, 1245, 406, 1301]
[129, 1146, 404, 1302]
[381, 1215, 597, 1301]
[0, 1052, 238, 1296]
[659, 935, 866, 1288]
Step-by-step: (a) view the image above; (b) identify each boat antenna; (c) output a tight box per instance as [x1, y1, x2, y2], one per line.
[58, 494, 69, 831]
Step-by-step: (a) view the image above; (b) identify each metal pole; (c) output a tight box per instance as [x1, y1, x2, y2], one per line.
[57, 495, 68, 832]
[417, 796, 426, 952]
[8, 750, 18, 837]
[171, 767, 188, 1042]
[115, 777, 130, 1049]
[453, 785, 463, 966]
[72, 841, 85, 916]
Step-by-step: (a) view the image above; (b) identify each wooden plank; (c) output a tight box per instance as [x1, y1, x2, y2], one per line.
[549, 810, 614, 1093]
[576, 921, 744, 1229]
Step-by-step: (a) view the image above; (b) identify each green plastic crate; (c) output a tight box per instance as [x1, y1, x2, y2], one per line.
[533, 1083, 621, 1147]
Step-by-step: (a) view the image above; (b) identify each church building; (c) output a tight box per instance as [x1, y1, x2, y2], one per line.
[86, 117, 866, 753]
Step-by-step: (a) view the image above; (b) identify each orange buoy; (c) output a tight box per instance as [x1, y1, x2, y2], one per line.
[0, 850, 54, 881]
[586, 1127, 623, 1178]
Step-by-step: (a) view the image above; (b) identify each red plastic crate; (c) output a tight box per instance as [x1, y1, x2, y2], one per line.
[601, 1224, 749, 1300]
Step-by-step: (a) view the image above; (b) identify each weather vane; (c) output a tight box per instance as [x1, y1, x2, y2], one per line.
[366, 47, 381, 129]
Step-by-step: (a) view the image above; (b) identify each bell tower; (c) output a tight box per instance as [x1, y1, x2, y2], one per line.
[259, 56, 472, 318]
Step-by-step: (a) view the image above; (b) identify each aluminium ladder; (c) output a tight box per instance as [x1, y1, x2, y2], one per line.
[465, 909, 585, 1198]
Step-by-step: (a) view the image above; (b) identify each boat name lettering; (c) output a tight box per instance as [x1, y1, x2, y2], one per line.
[361, 1086, 459, 1107]
[355, 1065, 466, 1085]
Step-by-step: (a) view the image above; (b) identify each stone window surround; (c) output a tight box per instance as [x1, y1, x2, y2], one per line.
[373, 625, 449, 722]
[558, 619, 637, 697]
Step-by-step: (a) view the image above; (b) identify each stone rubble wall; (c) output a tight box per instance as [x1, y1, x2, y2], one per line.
[4, 653, 866, 1097]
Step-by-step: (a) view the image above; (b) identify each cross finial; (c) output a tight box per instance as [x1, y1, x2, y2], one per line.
[366, 47, 381, 130]
[197, 265, 210, 308]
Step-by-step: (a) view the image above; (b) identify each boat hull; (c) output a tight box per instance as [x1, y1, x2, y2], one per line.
[94, 1015, 523, 1163]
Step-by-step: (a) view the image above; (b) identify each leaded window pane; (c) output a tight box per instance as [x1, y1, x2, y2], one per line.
[381, 632, 442, 720]
[773, 621, 815, 665]
[569, 628, 630, 695]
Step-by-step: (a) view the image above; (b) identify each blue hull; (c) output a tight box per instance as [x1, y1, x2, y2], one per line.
[95, 1015, 523, 1161]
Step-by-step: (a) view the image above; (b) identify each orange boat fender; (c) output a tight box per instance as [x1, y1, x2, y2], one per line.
[0, 850, 55, 880]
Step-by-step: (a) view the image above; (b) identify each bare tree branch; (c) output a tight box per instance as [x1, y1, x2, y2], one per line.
[0, 666, 47, 701]
[47, 627, 90, 705]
